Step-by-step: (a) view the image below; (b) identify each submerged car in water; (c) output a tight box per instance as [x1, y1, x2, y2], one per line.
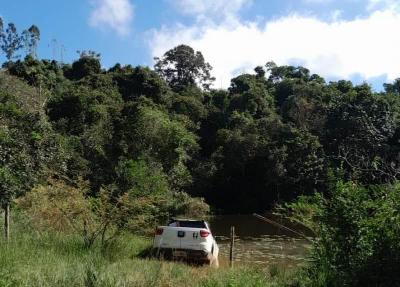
[153, 219, 219, 267]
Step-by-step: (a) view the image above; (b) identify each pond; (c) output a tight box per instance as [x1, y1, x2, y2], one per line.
[208, 214, 312, 269]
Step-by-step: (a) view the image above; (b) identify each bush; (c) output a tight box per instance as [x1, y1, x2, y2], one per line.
[16, 179, 90, 234]
[16, 179, 109, 247]
[304, 182, 400, 286]
[169, 192, 210, 218]
[17, 173, 211, 246]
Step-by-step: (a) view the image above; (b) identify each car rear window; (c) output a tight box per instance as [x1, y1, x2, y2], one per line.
[169, 220, 206, 228]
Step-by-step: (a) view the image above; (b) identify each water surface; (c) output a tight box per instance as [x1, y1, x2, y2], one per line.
[209, 214, 312, 269]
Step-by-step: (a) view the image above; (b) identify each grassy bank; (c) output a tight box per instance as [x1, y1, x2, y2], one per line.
[0, 213, 301, 287]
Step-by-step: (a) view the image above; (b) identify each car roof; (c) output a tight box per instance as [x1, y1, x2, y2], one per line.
[171, 218, 205, 222]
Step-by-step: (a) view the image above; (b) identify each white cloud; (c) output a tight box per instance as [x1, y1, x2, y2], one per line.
[150, 5, 400, 88]
[367, 0, 399, 10]
[89, 0, 134, 36]
[330, 9, 343, 21]
[169, 0, 251, 19]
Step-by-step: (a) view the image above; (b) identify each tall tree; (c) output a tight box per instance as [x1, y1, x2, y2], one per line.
[22, 25, 40, 58]
[0, 75, 65, 240]
[154, 44, 215, 91]
[0, 167, 18, 240]
[0, 20, 23, 60]
[325, 84, 397, 183]
[383, 78, 400, 95]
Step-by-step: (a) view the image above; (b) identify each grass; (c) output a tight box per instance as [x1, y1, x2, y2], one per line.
[0, 213, 305, 287]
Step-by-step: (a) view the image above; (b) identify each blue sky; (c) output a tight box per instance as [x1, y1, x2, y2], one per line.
[1, 0, 399, 90]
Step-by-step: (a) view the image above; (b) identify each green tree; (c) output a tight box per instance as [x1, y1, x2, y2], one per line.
[280, 78, 329, 134]
[383, 78, 400, 95]
[7, 56, 65, 94]
[67, 50, 102, 80]
[22, 25, 40, 58]
[110, 65, 169, 104]
[115, 159, 169, 195]
[0, 21, 23, 61]
[116, 101, 198, 190]
[228, 72, 274, 118]
[325, 84, 396, 183]
[154, 44, 215, 91]
[169, 85, 207, 124]
[266, 61, 311, 83]
[47, 80, 123, 192]
[307, 182, 400, 286]
[0, 87, 64, 239]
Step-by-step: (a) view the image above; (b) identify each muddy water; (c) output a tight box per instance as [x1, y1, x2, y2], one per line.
[208, 214, 312, 269]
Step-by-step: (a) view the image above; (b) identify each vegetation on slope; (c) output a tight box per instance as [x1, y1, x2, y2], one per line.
[2, 18, 400, 286]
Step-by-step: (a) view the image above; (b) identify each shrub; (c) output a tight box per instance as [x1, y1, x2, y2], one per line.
[16, 179, 107, 247]
[304, 182, 400, 286]
[169, 192, 210, 218]
[17, 173, 211, 246]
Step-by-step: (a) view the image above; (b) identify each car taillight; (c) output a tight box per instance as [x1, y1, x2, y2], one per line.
[155, 227, 163, 235]
[200, 230, 210, 237]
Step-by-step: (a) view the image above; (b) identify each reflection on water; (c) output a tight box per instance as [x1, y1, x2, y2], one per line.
[209, 215, 312, 268]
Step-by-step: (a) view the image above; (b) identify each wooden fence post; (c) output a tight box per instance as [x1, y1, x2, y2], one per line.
[4, 204, 10, 241]
[229, 226, 235, 268]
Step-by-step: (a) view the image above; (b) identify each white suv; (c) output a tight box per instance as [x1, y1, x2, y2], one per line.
[153, 219, 219, 266]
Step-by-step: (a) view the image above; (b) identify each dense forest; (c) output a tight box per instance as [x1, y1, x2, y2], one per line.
[2, 18, 400, 216]
[2, 18, 400, 286]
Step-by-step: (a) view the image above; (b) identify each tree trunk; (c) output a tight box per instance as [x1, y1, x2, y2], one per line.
[4, 203, 10, 241]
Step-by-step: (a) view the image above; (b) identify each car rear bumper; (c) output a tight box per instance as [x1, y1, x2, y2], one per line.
[153, 248, 212, 263]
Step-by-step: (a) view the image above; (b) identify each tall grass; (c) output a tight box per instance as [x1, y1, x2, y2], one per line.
[0, 212, 299, 287]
